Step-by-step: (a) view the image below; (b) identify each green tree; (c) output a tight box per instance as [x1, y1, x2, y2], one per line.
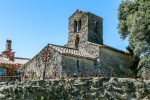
[118, 0, 150, 79]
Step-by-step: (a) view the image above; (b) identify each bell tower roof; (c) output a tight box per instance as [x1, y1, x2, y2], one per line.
[69, 9, 87, 19]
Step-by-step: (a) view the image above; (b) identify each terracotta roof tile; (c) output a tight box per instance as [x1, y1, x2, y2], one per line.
[0, 56, 30, 66]
[0, 57, 17, 65]
[14, 57, 30, 65]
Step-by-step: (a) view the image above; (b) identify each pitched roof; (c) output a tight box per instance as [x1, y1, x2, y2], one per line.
[49, 43, 130, 59]
[99, 45, 130, 55]
[23, 43, 130, 67]
[69, 9, 102, 20]
[48, 44, 96, 60]
[0, 56, 29, 66]
[0, 56, 17, 66]
[69, 9, 87, 19]
[14, 57, 30, 65]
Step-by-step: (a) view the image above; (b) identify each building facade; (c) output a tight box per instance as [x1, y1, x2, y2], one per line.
[0, 40, 29, 76]
[20, 10, 135, 80]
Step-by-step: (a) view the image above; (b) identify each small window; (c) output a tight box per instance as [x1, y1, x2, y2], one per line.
[74, 20, 78, 32]
[75, 35, 79, 49]
[77, 60, 79, 70]
[94, 22, 99, 33]
[78, 19, 81, 31]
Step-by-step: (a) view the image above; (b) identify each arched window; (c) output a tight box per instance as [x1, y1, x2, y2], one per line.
[78, 19, 81, 31]
[74, 19, 81, 32]
[75, 35, 79, 48]
[74, 20, 78, 32]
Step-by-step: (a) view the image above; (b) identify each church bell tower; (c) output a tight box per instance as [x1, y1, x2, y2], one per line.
[66, 9, 103, 49]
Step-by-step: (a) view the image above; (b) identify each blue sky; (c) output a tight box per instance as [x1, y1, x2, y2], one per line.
[0, 0, 128, 58]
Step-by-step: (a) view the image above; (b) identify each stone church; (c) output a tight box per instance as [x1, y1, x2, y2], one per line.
[20, 10, 135, 80]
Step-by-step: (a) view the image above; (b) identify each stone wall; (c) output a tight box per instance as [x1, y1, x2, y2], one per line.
[61, 55, 96, 78]
[88, 13, 103, 44]
[97, 48, 135, 77]
[20, 45, 97, 80]
[66, 10, 103, 49]
[0, 77, 150, 100]
[19, 10, 136, 80]
[67, 10, 88, 48]
[20, 46, 62, 80]
[20, 43, 135, 80]
[78, 41, 135, 78]
[79, 42, 100, 57]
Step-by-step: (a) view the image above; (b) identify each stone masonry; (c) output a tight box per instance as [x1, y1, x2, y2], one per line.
[19, 9, 135, 80]
[0, 78, 150, 99]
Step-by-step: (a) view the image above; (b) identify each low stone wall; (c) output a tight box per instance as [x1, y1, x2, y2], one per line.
[0, 77, 150, 100]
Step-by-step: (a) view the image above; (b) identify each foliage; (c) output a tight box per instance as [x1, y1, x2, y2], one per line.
[118, 0, 150, 79]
